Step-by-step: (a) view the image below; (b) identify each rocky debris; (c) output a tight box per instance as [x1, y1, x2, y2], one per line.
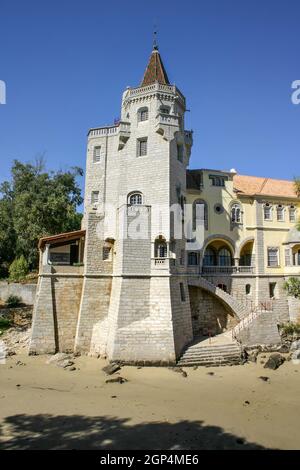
[244, 400, 250, 406]
[207, 372, 215, 376]
[276, 344, 290, 353]
[258, 376, 270, 382]
[169, 367, 188, 378]
[264, 353, 286, 370]
[290, 340, 300, 352]
[46, 353, 75, 370]
[291, 349, 300, 364]
[105, 376, 127, 384]
[15, 360, 26, 366]
[246, 349, 259, 363]
[102, 363, 121, 375]
[1, 327, 31, 355]
[69, 366, 76, 371]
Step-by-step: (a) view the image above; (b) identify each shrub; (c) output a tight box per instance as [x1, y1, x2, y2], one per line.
[279, 322, 300, 336]
[284, 277, 300, 299]
[9, 255, 29, 282]
[0, 318, 12, 334]
[5, 295, 22, 308]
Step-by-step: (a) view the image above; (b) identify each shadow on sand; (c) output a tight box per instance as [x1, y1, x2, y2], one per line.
[0, 414, 271, 450]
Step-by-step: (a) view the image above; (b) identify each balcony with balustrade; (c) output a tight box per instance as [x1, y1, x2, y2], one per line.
[88, 121, 131, 150]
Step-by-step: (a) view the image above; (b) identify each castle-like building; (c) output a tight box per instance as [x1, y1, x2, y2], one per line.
[29, 44, 300, 364]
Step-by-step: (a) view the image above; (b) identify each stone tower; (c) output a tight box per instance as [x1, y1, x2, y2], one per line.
[76, 43, 194, 363]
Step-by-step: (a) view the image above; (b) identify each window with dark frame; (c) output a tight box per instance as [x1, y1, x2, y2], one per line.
[137, 138, 147, 157]
[180, 282, 186, 302]
[93, 146, 101, 163]
[267, 247, 279, 267]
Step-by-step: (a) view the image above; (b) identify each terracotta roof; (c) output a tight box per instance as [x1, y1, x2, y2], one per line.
[39, 230, 86, 249]
[140, 47, 170, 87]
[233, 174, 298, 199]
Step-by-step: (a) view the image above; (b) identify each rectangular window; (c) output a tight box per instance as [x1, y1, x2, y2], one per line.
[289, 208, 296, 222]
[137, 138, 147, 157]
[209, 175, 226, 187]
[93, 146, 101, 163]
[91, 191, 99, 204]
[277, 206, 284, 221]
[180, 282, 186, 302]
[264, 205, 272, 220]
[139, 109, 148, 121]
[267, 247, 279, 267]
[285, 248, 291, 266]
[177, 144, 184, 162]
[269, 282, 277, 299]
[180, 249, 185, 265]
[188, 252, 199, 266]
[102, 246, 111, 261]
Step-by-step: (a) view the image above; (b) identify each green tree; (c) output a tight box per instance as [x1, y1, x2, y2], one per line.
[294, 178, 300, 198]
[0, 159, 83, 270]
[9, 256, 29, 282]
[284, 277, 300, 299]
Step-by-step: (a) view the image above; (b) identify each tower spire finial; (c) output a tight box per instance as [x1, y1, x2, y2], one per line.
[153, 26, 158, 50]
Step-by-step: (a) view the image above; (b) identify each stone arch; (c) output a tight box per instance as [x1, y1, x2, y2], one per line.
[237, 237, 255, 258]
[200, 234, 236, 267]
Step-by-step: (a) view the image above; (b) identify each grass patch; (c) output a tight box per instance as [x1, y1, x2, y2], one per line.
[0, 318, 12, 335]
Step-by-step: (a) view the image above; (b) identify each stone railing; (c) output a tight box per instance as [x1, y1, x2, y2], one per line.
[156, 113, 179, 127]
[89, 126, 118, 137]
[126, 83, 186, 105]
[202, 266, 255, 275]
[151, 258, 176, 270]
[89, 121, 131, 139]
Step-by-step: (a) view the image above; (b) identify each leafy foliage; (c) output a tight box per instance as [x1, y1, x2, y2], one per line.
[0, 318, 12, 334]
[9, 256, 29, 282]
[279, 322, 300, 336]
[284, 277, 300, 299]
[5, 295, 22, 308]
[294, 178, 300, 198]
[0, 159, 83, 270]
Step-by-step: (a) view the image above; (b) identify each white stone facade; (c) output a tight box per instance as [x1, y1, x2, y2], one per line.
[29, 47, 300, 361]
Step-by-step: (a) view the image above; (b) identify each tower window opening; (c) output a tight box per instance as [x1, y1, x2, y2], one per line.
[128, 192, 143, 205]
[137, 138, 148, 157]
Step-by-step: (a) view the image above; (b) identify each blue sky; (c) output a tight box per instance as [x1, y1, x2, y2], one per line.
[0, 0, 299, 198]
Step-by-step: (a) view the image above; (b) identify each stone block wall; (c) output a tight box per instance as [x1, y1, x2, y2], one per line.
[75, 276, 112, 354]
[236, 312, 281, 345]
[107, 276, 178, 364]
[189, 285, 238, 337]
[0, 282, 37, 305]
[29, 266, 83, 355]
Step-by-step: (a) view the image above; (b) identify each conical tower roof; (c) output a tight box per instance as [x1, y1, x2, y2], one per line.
[140, 44, 170, 87]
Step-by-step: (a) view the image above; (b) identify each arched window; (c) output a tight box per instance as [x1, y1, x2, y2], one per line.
[193, 199, 208, 230]
[218, 247, 233, 266]
[276, 205, 285, 221]
[188, 252, 199, 266]
[231, 203, 242, 223]
[138, 107, 149, 122]
[128, 192, 143, 205]
[203, 247, 217, 266]
[264, 203, 272, 220]
[154, 236, 167, 258]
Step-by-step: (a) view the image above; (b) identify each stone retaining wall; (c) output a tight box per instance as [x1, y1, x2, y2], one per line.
[0, 282, 37, 305]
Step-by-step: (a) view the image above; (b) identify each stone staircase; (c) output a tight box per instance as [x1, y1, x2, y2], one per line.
[177, 334, 242, 367]
[188, 276, 250, 322]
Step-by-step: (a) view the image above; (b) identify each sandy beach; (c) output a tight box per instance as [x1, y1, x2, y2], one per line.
[0, 352, 299, 450]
